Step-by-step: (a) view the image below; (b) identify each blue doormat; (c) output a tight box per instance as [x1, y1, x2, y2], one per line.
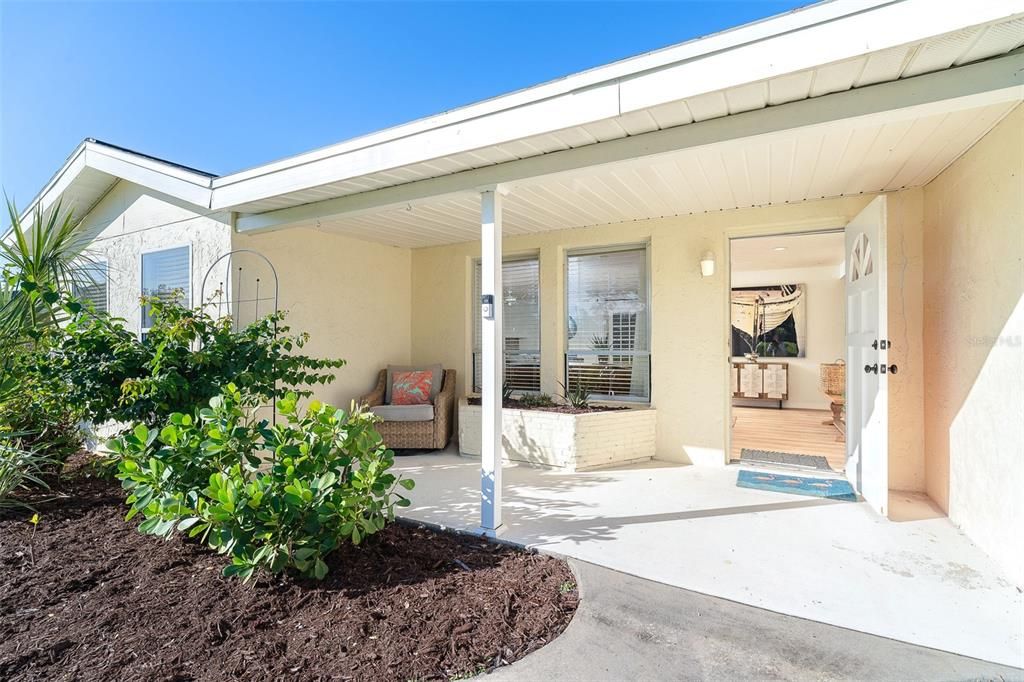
[736, 469, 857, 501]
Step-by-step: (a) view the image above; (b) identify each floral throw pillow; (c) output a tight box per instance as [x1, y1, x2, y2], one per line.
[391, 370, 433, 405]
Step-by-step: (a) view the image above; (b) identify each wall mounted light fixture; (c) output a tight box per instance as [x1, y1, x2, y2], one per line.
[700, 251, 715, 277]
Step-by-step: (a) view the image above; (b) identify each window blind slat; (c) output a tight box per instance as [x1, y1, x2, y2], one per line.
[141, 246, 190, 328]
[74, 261, 108, 313]
[472, 258, 541, 393]
[566, 247, 650, 401]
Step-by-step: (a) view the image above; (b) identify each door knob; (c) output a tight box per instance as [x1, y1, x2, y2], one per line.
[882, 364, 898, 374]
[864, 363, 878, 374]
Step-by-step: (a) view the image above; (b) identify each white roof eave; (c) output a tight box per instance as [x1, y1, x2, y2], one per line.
[210, 0, 1024, 211]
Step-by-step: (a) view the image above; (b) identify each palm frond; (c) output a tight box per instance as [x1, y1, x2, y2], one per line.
[1, 196, 92, 334]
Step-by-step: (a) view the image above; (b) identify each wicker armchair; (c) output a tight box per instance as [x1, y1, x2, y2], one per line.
[360, 369, 455, 450]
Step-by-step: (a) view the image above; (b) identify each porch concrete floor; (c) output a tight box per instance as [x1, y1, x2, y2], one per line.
[392, 452, 1024, 668]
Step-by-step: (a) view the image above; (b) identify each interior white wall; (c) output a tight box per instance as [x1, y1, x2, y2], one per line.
[731, 262, 845, 410]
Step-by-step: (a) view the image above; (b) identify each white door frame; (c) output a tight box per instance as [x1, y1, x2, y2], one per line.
[722, 223, 847, 468]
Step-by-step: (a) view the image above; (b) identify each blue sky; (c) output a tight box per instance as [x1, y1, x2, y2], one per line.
[1, 1, 809, 209]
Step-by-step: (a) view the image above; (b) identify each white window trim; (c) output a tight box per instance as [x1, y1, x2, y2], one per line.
[73, 256, 110, 314]
[139, 243, 193, 338]
[471, 253, 542, 394]
[564, 242, 652, 403]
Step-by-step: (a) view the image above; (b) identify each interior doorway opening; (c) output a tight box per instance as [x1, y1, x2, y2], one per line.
[728, 230, 847, 474]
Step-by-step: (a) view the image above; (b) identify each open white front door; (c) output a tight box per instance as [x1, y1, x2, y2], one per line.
[845, 196, 888, 516]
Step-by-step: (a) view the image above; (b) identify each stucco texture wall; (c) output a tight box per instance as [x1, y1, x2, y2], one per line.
[232, 227, 413, 408]
[78, 181, 232, 332]
[886, 188, 926, 493]
[922, 104, 1023, 585]
[410, 195, 898, 468]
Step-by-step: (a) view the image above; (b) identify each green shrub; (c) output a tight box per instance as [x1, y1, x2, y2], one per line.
[45, 295, 345, 429]
[109, 385, 414, 580]
[0, 333, 84, 467]
[518, 392, 556, 408]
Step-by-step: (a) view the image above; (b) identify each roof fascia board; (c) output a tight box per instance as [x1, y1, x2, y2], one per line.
[213, 0, 893, 190]
[13, 141, 88, 219]
[85, 142, 214, 187]
[212, 84, 621, 209]
[235, 51, 1024, 233]
[84, 145, 213, 208]
[215, 0, 1024, 209]
[619, 1, 1024, 112]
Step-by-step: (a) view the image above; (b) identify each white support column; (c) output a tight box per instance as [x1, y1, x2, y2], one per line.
[479, 189, 503, 536]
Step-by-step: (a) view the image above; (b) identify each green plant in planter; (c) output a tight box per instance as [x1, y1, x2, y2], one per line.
[517, 392, 556, 408]
[558, 379, 591, 410]
[110, 385, 414, 580]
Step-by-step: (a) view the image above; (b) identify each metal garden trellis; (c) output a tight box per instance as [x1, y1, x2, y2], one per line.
[201, 249, 280, 423]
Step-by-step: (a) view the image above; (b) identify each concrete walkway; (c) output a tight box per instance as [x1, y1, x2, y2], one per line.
[393, 453, 1024, 667]
[492, 560, 1024, 681]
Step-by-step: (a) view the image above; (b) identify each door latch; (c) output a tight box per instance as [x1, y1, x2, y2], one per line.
[871, 339, 892, 350]
[865, 363, 898, 374]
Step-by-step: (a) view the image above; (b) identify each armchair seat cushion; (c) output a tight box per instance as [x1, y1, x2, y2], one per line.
[370, 404, 435, 422]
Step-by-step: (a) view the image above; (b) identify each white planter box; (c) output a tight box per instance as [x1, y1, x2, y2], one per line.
[458, 398, 656, 471]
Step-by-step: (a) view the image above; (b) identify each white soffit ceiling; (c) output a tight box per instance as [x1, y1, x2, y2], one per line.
[304, 100, 1019, 248]
[731, 232, 846, 273]
[227, 15, 1024, 215]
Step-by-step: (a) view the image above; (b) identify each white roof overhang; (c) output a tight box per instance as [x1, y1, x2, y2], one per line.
[9, 140, 214, 235]
[10, 0, 1024, 248]
[218, 0, 1024, 217]
[232, 50, 1024, 247]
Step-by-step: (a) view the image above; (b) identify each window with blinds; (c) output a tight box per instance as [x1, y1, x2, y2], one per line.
[566, 246, 650, 401]
[141, 246, 190, 332]
[472, 257, 541, 393]
[73, 260, 108, 314]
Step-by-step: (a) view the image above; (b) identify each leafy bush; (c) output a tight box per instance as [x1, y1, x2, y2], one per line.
[0, 343, 84, 464]
[109, 385, 414, 580]
[517, 392, 556, 408]
[45, 295, 345, 429]
[0, 197, 93, 470]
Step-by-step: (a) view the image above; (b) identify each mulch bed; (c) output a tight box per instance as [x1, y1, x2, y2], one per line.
[466, 397, 630, 414]
[0, 474, 578, 681]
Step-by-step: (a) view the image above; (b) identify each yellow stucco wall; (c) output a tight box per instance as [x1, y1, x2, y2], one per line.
[408, 195, 918, 469]
[886, 188, 926, 493]
[78, 181, 233, 333]
[922, 105, 1023, 584]
[232, 227, 413, 408]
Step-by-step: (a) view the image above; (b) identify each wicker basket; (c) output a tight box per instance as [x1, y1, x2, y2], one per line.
[819, 359, 845, 396]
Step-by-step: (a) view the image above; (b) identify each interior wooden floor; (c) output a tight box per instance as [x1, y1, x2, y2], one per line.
[731, 406, 846, 471]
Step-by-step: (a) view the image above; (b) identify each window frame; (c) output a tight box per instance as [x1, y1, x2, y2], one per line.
[564, 242, 652, 403]
[73, 257, 110, 314]
[139, 243, 193, 339]
[471, 253, 542, 395]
